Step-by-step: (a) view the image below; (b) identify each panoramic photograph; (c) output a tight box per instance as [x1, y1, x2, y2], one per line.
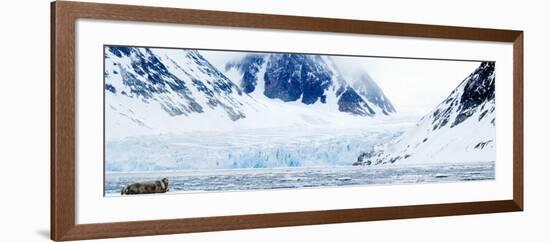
[103, 45, 496, 196]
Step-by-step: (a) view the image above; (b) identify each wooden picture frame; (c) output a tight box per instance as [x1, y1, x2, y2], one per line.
[51, 1, 523, 241]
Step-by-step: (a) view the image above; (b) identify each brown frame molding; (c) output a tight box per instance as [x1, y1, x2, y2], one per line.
[51, 1, 523, 241]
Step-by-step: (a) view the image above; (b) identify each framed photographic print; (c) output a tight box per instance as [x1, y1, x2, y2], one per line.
[51, 1, 523, 241]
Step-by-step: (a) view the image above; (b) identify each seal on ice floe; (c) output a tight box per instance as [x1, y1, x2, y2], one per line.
[120, 177, 169, 195]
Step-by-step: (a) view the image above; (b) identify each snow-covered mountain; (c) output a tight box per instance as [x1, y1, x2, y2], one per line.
[105, 46, 251, 118]
[225, 53, 396, 116]
[104, 46, 396, 140]
[104, 46, 265, 139]
[354, 62, 496, 165]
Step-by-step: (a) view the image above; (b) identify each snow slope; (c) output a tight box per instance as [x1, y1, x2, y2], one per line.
[355, 62, 496, 165]
[104, 46, 264, 140]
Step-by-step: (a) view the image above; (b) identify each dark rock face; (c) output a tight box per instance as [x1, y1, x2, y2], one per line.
[354, 152, 373, 166]
[263, 54, 332, 104]
[105, 83, 116, 94]
[109, 46, 133, 57]
[452, 62, 495, 127]
[337, 87, 375, 116]
[355, 150, 394, 166]
[432, 61, 496, 130]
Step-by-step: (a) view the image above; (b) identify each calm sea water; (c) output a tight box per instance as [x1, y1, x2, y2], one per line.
[105, 161, 494, 196]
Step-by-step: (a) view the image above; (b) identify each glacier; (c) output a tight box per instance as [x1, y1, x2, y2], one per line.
[105, 125, 406, 172]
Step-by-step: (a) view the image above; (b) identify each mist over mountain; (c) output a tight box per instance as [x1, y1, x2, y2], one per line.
[225, 53, 396, 116]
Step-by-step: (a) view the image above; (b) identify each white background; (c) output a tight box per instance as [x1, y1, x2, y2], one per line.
[76, 18, 513, 224]
[0, 0, 547, 241]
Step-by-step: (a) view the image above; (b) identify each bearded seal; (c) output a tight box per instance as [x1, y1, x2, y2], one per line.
[120, 177, 169, 195]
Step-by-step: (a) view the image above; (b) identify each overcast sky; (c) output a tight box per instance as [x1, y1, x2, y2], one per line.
[200, 50, 481, 115]
[331, 56, 481, 115]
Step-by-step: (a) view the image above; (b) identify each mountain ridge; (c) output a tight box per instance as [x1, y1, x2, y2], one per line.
[104, 46, 397, 140]
[225, 53, 396, 116]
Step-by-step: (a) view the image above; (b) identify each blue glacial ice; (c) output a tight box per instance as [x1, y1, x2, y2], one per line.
[105, 127, 402, 172]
